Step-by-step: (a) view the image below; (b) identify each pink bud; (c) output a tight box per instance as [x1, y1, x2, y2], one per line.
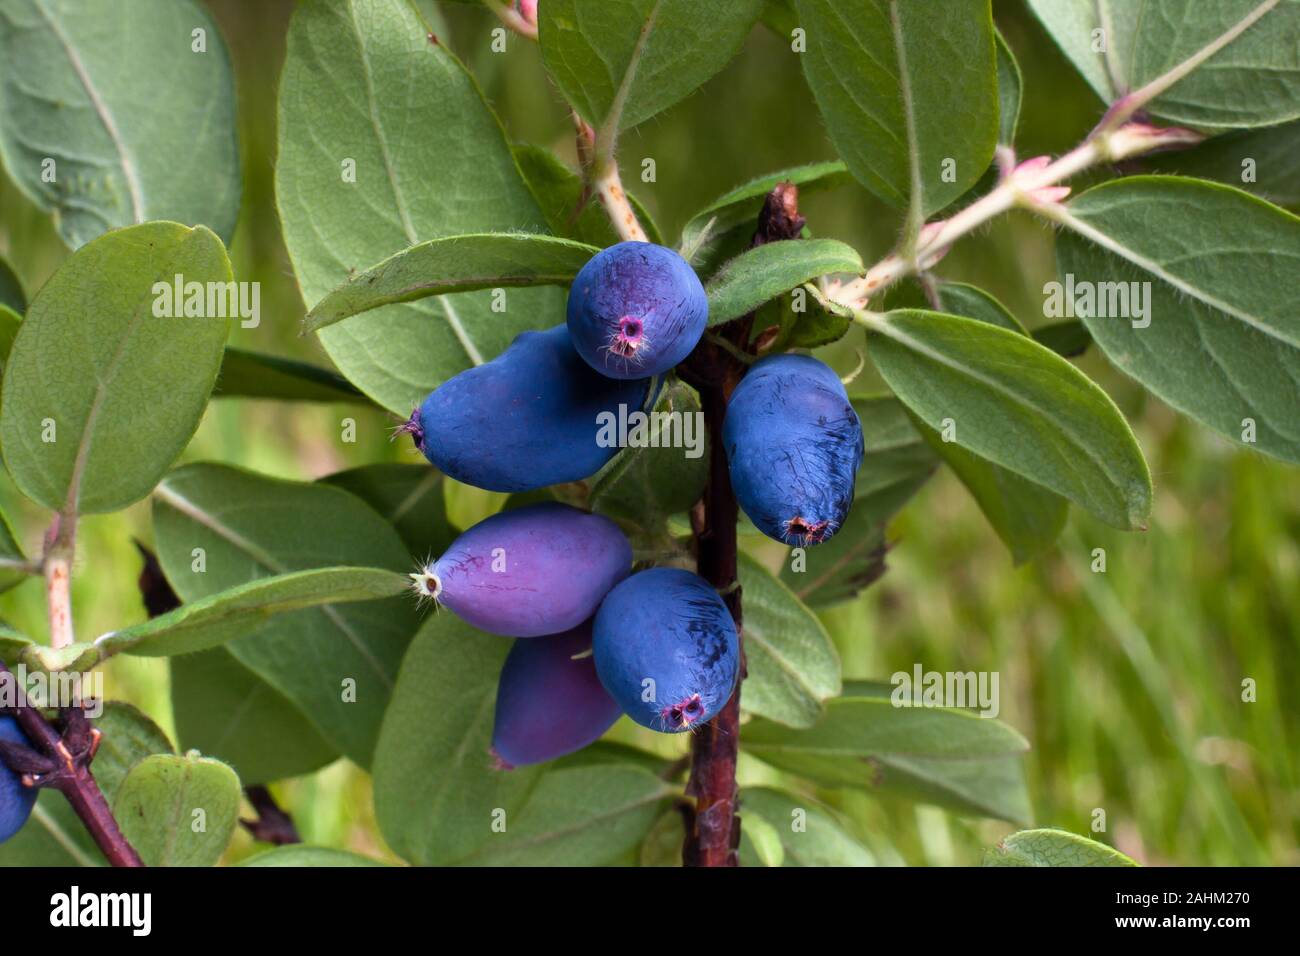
[517, 0, 538, 24]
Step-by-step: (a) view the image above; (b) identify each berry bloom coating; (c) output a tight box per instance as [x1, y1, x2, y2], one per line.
[566, 241, 708, 379]
[0, 716, 37, 845]
[723, 353, 864, 546]
[411, 502, 632, 638]
[491, 621, 622, 768]
[404, 325, 653, 493]
[592, 568, 739, 733]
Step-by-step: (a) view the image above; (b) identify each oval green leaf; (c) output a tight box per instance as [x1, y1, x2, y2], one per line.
[538, 0, 764, 135]
[705, 239, 863, 327]
[1056, 176, 1300, 463]
[793, 0, 998, 218]
[0, 221, 233, 514]
[152, 462, 421, 767]
[984, 827, 1139, 867]
[739, 554, 842, 729]
[277, 0, 562, 414]
[113, 752, 241, 867]
[867, 309, 1152, 530]
[0, 0, 240, 247]
[305, 233, 599, 333]
[97, 566, 410, 661]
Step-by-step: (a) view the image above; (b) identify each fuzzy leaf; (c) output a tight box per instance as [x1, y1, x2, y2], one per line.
[113, 752, 241, 867]
[984, 828, 1139, 867]
[706, 239, 863, 327]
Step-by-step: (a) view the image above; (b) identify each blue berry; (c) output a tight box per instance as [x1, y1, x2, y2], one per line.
[724, 354, 863, 545]
[0, 716, 36, 844]
[411, 502, 631, 638]
[404, 324, 653, 492]
[491, 621, 622, 767]
[566, 242, 707, 379]
[592, 568, 739, 733]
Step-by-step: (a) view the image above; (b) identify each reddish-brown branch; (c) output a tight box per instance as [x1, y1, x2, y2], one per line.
[678, 182, 807, 867]
[0, 660, 144, 867]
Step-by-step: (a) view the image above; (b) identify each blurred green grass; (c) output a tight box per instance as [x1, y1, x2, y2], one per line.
[0, 0, 1295, 866]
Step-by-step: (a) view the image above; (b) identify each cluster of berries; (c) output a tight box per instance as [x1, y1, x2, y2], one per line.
[403, 242, 865, 766]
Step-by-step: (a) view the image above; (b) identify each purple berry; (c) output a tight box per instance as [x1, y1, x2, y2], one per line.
[401, 325, 653, 493]
[491, 621, 621, 768]
[411, 502, 631, 637]
[0, 716, 37, 844]
[566, 241, 708, 379]
[724, 354, 863, 546]
[592, 568, 739, 733]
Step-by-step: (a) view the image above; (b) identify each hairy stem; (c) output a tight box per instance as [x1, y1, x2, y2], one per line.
[484, 0, 537, 40]
[827, 0, 1290, 310]
[0, 661, 144, 867]
[594, 160, 649, 243]
[44, 513, 75, 650]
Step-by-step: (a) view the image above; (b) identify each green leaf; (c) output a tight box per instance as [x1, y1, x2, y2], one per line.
[152, 462, 421, 767]
[744, 695, 1030, 761]
[0, 0, 240, 248]
[214, 349, 369, 405]
[0, 303, 21, 370]
[780, 395, 936, 607]
[1032, 320, 1092, 358]
[1148, 120, 1300, 210]
[538, 0, 764, 134]
[169, 648, 338, 786]
[277, 0, 562, 414]
[0, 624, 33, 664]
[705, 239, 863, 327]
[588, 380, 708, 533]
[0, 256, 24, 312]
[995, 30, 1022, 145]
[239, 846, 388, 867]
[1027, 0, 1300, 129]
[793, 0, 997, 218]
[456, 765, 671, 866]
[113, 751, 241, 867]
[984, 828, 1139, 867]
[866, 309, 1152, 530]
[768, 680, 1032, 824]
[0, 507, 33, 593]
[305, 234, 599, 333]
[738, 553, 841, 729]
[679, 161, 850, 262]
[740, 787, 875, 866]
[96, 567, 410, 661]
[321, 463, 456, 560]
[0, 792, 102, 866]
[372, 614, 541, 866]
[932, 281, 1026, 334]
[914, 284, 1069, 564]
[1056, 176, 1300, 463]
[738, 812, 785, 866]
[514, 144, 663, 246]
[0, 222, 233, 514]
[88, 702, 176, 801]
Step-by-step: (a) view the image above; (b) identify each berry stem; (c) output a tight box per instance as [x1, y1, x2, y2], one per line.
[679, 182, 808, 867]
[0, 660, 144, 867]
[43, 512, 76, 650]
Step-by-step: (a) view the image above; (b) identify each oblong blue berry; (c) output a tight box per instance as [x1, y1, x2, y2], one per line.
[491, 621, 622, 768]
[0, 716, 37, 845]
[592, 567, 739, 733]
[417, 502, 632, 638]
[410, 324, 653, 493]
[566, 241, 707, 379]
[723, 354, 864, 546]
